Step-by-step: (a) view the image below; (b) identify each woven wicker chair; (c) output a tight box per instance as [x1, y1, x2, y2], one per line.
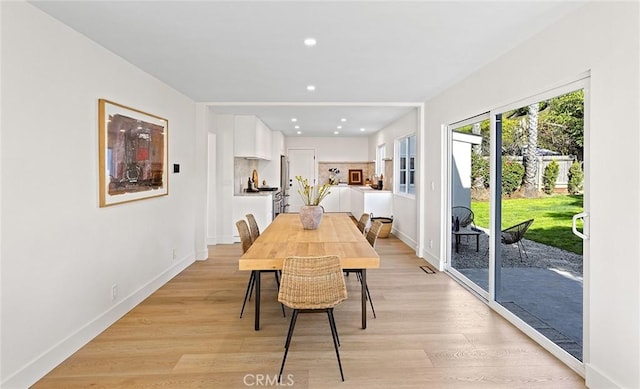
[344, 219, 382, 319]
[366, 220, 383, 248]
[246, 213, 260, 243]
[277, 255, 348, 382]
[237, 220, 285, 319]
[356, 213, 370, 234]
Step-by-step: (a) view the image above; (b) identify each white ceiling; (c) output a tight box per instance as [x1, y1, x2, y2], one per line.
[30, 1, 583, 137]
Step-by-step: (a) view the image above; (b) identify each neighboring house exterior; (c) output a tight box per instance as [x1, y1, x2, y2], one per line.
[451, 131, 482, 209]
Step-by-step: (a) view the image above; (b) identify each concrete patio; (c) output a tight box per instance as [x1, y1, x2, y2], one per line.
[450, 231, 583, 361]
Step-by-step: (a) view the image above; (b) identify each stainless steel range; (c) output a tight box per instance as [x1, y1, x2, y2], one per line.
[273, 190, 286, 219]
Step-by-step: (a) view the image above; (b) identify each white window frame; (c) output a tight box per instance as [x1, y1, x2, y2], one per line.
[376, 143, 386, 176]
[395, 134, 416, 196]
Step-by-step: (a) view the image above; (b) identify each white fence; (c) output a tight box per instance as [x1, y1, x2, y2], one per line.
[508, 155, 575, 191]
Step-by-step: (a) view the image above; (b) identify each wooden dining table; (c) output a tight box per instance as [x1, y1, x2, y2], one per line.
[239, 212, 380, 330]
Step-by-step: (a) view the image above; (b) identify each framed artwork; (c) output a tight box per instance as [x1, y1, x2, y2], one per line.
[98, 99, 168, 207]
[348, 169, 363, 185]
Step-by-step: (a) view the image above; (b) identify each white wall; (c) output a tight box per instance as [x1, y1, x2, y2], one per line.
[369, 110, 419, 249]
[1, 3, 197, 387]
[286, 136, 370, 162]
[211, 113, 236, 244]
[421, 3, 639, 388]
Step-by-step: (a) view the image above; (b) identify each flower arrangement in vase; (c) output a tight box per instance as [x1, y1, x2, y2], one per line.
[295, 176, 331, 229]
[328, 168, 341, 185]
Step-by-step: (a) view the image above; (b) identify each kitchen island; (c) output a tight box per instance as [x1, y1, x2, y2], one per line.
[322, 185, 392, 219]
[232, 191, 274, 242]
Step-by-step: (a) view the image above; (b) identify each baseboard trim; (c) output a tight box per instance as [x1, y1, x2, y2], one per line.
[390, 228, 416, 251]
[420, 249, 442, 271]
[2, 256, 194, 389]
[196, 248, 209, 261]
[585, 363, 622, 389]
[211, 234, 235, 245]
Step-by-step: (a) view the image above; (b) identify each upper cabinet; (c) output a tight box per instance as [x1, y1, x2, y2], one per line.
[234, 115, 272, 160]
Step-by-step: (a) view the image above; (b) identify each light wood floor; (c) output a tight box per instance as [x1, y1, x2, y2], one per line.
[34, 235, 586, 388]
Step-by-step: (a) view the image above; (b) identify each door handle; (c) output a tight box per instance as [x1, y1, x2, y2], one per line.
[572, 212, 589, 240]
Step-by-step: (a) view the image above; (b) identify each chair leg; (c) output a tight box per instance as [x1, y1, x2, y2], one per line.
[364, 284, 376, 319]
[274, 272, 286, 317]
[248, 272, 255, 301]
[240, 271, 255, 318]
[327, 308, 345, 381]
[278, 309, 299, 382]
[327, 309, 340, 347]
[519, 240, 529, 260]
[355, 272, 376, 319]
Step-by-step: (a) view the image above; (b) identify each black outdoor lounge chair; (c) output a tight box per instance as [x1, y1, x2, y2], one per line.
[501, 219, 534, 261]
[452, 206, 475, 228]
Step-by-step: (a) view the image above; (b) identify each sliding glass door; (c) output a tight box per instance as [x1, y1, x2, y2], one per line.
[447, 79, 589, 372]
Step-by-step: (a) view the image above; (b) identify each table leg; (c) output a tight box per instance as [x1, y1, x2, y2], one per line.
[254, 270, 261, 331]
[455, 235, 460, 253]
[361, 269, 367, 329]
[475, 234, 479, 252]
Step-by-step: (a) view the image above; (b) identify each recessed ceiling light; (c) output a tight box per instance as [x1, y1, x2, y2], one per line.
[304, 38, 317, 47]
[306, 85, 316, 91]
[294, 125, 300, 129]
[341, 118, 347, 122]
[337, 125, 342, 129]
[360, 128, 366, 132]
[291, 118, 297, 122]
[297, 131, 302, 135]
[334, 131, 339, 135]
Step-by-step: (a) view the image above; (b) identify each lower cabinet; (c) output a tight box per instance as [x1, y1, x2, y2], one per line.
[350, 188, 364, 218]
[322, 186, 353, 213]
[365, 191, 393, 218]
[339, 187, 351, 212]
[321, 188, 340, 212]
[351, 189, 393, 219]
[232, 195, 273, 242]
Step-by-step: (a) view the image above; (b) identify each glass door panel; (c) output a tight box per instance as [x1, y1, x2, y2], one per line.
[448, 116, 491, 296]
[495, 90, 585, 361]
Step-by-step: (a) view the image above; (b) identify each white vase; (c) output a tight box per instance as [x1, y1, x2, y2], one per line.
[299, 205, 324, 230]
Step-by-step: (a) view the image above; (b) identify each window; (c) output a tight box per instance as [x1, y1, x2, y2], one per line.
[376, 144, 386, 176]
[396, 134, 416, 195]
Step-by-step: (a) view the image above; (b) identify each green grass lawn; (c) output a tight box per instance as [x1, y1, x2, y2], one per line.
[471, 194, 584, 254]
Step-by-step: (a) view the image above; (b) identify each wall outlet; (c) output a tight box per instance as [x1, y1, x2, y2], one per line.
[429, 239, 433, 249]
[172, 249, 177, 260]
[111, 284, 118, 301]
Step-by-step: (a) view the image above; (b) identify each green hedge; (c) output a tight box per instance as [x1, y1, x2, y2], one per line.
[568, 161, 584, 194]
[502, 160, 524, 196]
[543, 160, 560, 195]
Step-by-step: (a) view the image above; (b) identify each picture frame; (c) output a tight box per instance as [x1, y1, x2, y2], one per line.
[98, 99, 168, 207]
[348, 169, 363, 185]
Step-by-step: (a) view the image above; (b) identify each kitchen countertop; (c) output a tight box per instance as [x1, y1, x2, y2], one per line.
[339, 185, 392, 194]
[235, 191, 274, 197]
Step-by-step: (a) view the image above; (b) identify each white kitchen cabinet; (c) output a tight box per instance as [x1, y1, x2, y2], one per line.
[234, 115, 272, 160]
[339, 187, 351, 212]
[321, 188, 340, 212]
[365, 191, 393, 218]
[350, 187, 393, 219]
[350, 188, 364, 218]
[232, 194, 273, 242]
[322, 186, 352, 213]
